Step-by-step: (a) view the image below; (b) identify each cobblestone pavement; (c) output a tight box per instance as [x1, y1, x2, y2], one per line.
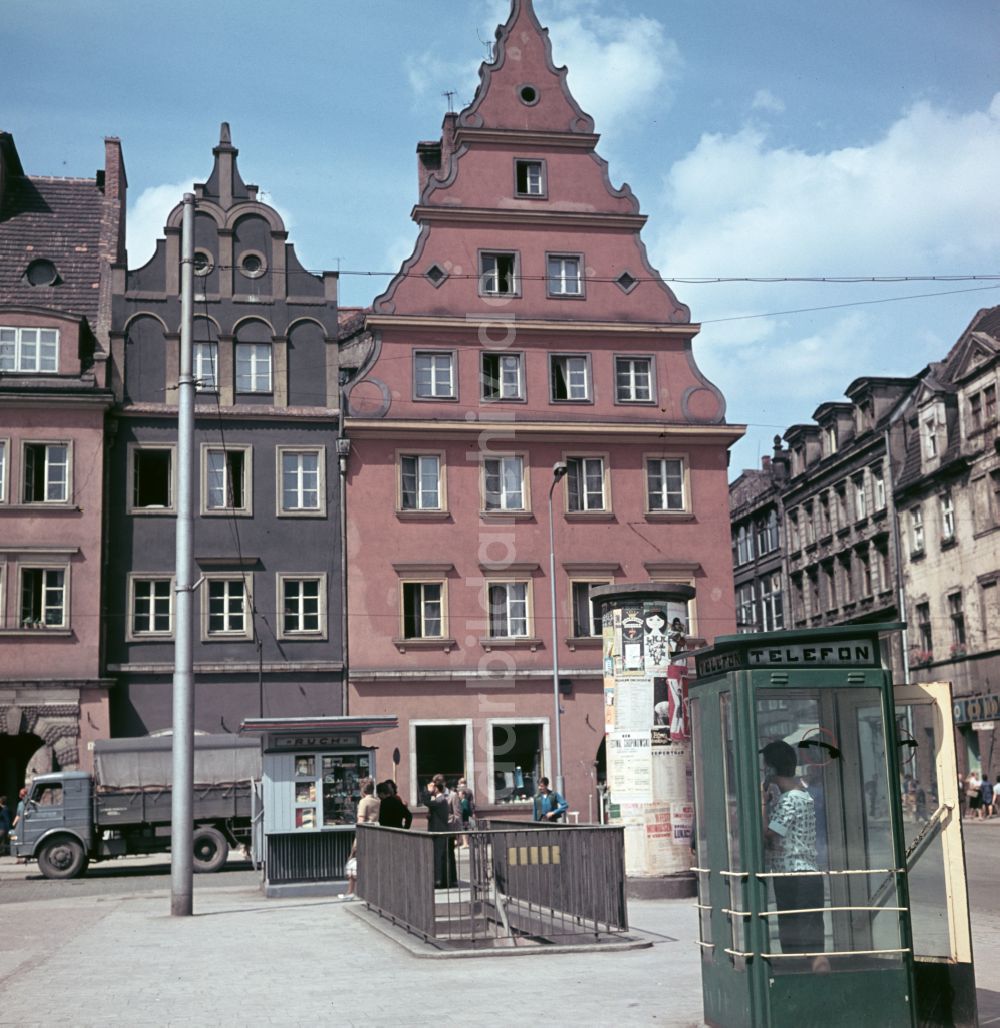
[1, 827, 998, 1027]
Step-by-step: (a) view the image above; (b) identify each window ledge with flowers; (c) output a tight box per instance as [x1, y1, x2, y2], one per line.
[949, 643, 968, 660]
[911, 650, 935, 668]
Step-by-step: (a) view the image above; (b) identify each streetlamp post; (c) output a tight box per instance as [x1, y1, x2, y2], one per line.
[548, 460, 569, 797]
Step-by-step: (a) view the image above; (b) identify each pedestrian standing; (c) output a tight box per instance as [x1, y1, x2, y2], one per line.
[533, 777, 568, 822]
[981, 775, 994, 820]
[340, 778, 380, 901]
[965, 770, 982, 820]
[377, 780, 413, 829]
[426, 775, 455, 888]
[11, 787, 27, 863]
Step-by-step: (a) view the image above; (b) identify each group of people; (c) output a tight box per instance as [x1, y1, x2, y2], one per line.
[962, 769, 996, 819]
[340, 777, 413, 900]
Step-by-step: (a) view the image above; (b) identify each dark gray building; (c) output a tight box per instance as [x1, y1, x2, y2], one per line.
[106, 125, 343, 735]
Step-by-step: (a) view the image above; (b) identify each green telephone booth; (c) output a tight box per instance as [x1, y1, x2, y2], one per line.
[690, 624, 976, 1028]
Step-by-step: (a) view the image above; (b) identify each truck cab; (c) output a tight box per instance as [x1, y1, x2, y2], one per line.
[11, 772, 94, 878]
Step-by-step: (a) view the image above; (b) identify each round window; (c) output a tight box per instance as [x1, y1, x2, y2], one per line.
[519, 84, 539, 105]
[239, 251, 266, 279]
[25, 259, 59, 286]
[192, 250, 214, 276]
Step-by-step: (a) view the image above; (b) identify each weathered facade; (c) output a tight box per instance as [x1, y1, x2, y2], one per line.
[729, 438, 789, 634]
[894, 307, 1000, 774]
[779, 378, 915, 675]
[106, 126, 344, 736]
[342, 0, 741, 815]
[0, 131, 125, 794]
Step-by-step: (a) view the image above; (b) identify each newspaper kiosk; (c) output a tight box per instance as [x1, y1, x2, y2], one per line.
[240, 715, 397, 896]
[690, 625, 976, 1028]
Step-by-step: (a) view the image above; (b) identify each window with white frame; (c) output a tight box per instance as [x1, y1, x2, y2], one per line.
[194, 341, 218, 392]
[948, 591, 966, 647]
[859, 548, 873, 597]
[646, 457, 685, 511]
[514, 159, 545, 196]
[0, 327, 58, 373]
[940, 491, 955, 543]
[130, 577, 173, 637]
[479, 251, 518, 296]
[483, 455, 525, 511]
[736, 583, 756, 631]
[413, 723, 469, 801]
[566, 456, 605, 512]
[235, 342, 272, 394]
[480, 352, 524, 401]
[916, 601, 933, 654]
[910, 506, 925, 554]
[400, 454, 442, 511]
[761, 573, 784, 631]
[19, 567, 66, 628]
[872, 464, 886, 510]
[414, 351, 456, 399]
[970, 392, 983, 433]
[571, 581, 606, 637]
[546, 254, 582, 296]
[736, 525, 754, 565]
[130, 446, 174, 512]
[487, 581, 529, 638]
[986, 384, 997, 424]
[279, 448, 324, 515]
[491, 721, 545, 803]
[550, 354, 590, 402]
[787, 509, 800, 550]
[22, 443, 69, 503]
[615, 356, 653, 403]
[204, 577, 251, 638]
[853, 475, 867, 520]
[204, 447, 250, 514]
[402, 582, 444, 639]
[281, 576, 325, 637]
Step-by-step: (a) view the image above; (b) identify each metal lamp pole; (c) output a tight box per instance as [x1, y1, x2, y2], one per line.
[548, 461, 569, 797]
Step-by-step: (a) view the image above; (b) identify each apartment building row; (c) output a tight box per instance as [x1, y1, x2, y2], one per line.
[730, 306, 1000, 775]
[1, 0, 742, 812]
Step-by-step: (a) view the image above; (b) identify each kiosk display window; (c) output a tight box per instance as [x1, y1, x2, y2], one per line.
[290, 751, 372, 829]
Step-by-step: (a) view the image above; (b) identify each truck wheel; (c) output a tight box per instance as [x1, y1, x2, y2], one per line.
[37, 836, 89, 880]
[192, 827, 229, 873]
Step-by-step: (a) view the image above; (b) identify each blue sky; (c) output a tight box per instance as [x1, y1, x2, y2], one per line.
[5, 0, 999, 474]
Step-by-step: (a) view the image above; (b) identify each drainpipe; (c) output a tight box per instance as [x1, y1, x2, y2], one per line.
[337, 432, 351, 715]
[884, 417, 911, 685]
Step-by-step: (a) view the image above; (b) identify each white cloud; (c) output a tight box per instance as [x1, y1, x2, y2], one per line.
[750, 89, 785, 114]
[404, 1, 681, 135]
[126, 179, 296, 271]
[126, 179, 194, 269]
[647, 93, 1000, 471]
[545, 7, 682, 133]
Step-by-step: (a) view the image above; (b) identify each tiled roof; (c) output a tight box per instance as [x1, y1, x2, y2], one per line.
[0, 174, 105, 325]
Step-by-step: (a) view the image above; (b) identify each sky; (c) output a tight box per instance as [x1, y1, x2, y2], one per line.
[4, 0, 999, 475]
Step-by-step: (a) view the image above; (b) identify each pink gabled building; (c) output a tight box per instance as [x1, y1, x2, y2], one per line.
[342, 0, 742, 816]
[0, 131, 125, 794]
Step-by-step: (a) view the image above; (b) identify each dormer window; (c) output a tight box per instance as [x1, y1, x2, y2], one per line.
[0, 327, 59, 374]
[825, 426, 837, 455]
[515, 159, 545, 197]
[24, 259, 59, 287]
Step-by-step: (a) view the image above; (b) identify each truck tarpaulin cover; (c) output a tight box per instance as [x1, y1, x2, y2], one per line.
[94, 735, 261, 791]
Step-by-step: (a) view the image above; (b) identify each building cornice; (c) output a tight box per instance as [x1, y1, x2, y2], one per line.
[411, 204, 647, 231]
[0, 388, 113, 409]
[349, 667, 603, 683]
[364, 314, 699, 337]
[452, 127, 600, 150]
[343, 417, 745, 444]
[114, 403, 340, 421]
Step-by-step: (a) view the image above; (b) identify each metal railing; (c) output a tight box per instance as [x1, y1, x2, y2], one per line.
[355, 820, 627, 947]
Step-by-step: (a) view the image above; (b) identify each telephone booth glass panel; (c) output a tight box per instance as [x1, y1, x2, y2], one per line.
[756, 686, 906, 974]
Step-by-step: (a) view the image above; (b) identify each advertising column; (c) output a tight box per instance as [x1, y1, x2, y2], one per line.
[592, 584, 696, 896]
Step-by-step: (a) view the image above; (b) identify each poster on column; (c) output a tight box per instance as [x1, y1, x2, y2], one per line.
[614, 675, 654, 732]
[607, 731, 652, 802]
[620, 606, 645, 673]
